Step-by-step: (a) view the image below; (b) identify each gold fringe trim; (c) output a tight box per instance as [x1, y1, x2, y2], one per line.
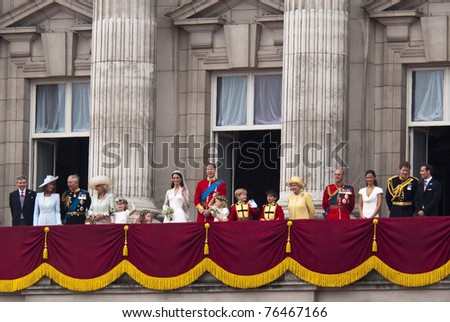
[288, 257, 376, 287]
[286, 221, 292, 253]
[123, 225, 129, 257]
[43, 227, 50, 260]
[372, 219, 378, 253]
[126, 260, 207, 290]
[204, 223, 210, 255]
[373, 257, 450, 287]
[45, 262, 126, 292]
[1, 257, 450, 292]
[206, 258, 290, 289]
[0, 265, 46, 292]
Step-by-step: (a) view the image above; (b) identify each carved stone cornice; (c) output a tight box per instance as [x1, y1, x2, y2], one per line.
[174, 18, 225, 49]
[370, 10, 423, 42]
[362, 0, 403, 13]
[255, 15, 283, 46]
[0, 27, 42, 57]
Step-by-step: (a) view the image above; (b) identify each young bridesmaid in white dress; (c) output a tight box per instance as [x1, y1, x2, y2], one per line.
[358, 170, 383, 219]
[163, 170, 190, 223]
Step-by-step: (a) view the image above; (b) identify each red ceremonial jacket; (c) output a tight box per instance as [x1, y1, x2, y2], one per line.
[194, 178, 227, 223]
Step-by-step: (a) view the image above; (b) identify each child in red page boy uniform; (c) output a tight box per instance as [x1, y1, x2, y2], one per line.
[229, 188, 260, 221]
[259, 190, 285, 221]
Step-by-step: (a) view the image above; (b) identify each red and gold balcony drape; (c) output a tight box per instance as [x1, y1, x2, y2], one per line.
[0, 217, 449, 292]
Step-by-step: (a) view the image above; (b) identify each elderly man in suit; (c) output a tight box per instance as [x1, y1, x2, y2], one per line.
[415, 164, 442, 217]
[9, 175, 37, 226]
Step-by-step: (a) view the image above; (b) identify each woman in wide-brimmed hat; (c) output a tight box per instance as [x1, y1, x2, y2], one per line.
[286, 176, 315, 219]
[33, 175, 61, 226]
[86, 175, 115, 224]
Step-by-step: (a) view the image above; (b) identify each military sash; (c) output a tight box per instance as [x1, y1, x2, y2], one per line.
[200, 179, 223, 202]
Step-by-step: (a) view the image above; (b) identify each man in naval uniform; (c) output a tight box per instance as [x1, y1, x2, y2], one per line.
[322, 168, 355, 220]
[194, 163, 227, 223]
[61, 174, 91, 224]
[386, 161, 418, 218]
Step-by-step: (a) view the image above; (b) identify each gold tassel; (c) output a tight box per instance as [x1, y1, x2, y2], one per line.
[286, 221, 293, 253]
[204, 223, 210, 255]
[123, 225, 129, 257]
[43, 227, 50, 260]
[372, 219, 378, 253]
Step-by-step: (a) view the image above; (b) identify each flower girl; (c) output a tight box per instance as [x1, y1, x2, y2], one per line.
[208, 194, 229, 222]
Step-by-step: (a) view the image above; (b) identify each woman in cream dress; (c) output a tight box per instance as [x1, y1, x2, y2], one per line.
[163, 170, 190, 223]
[33, 175, 61, 226]
[358, 170, 383, 219]
[286, 176, 315, 219]
[86, 175, 115, 224]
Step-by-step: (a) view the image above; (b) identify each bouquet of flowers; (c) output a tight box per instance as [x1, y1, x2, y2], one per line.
[108, 207, 115, 217]
[161, 206, 174, 220]
[209, 206, 220, 217]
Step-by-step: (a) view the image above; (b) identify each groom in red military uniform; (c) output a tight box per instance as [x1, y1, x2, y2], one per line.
[322, 168, 355, 220]
[194, 163, 227, 223]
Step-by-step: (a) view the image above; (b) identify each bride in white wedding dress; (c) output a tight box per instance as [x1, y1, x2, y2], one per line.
[163, 170, 190, 223]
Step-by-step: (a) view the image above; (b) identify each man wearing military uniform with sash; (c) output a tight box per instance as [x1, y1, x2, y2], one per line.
[322, 168, 355, 220]
[386, 161, 418, 218]
[194, 163, 227, 223]
[61, 174, 91, 224]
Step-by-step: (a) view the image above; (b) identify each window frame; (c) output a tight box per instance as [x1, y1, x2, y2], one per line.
[211, 70, 282, 131]
[31, 78, 90, 138]
[407, 67, 449, 127]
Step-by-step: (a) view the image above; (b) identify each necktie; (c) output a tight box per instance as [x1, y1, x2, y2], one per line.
[20, 190, 25, 207]
[423, 180, 427, 191]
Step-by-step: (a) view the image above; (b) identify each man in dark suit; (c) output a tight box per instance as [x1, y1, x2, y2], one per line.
[415, 164, 442, 217]
[9, 175, 37, 226]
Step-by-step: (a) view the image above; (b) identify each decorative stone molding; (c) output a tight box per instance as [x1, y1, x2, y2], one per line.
[362, 0, 403, 13]
[174, 18, 225, 49]
[224, 24, 261, 68]
[421, 16, 448, 62]
[255, 15, 283, 46]
[0, 27, 41, 58]
[370, 10, 422, 42]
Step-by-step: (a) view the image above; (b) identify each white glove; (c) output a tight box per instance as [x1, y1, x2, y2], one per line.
[248, 199, 258, 208]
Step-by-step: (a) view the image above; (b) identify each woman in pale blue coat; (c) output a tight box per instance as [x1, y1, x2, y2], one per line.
[33, 175, 61, 226]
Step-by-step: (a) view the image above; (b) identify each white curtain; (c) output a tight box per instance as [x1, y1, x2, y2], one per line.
[412, 70, 444, 122]
[72, 83, 90, 132]
[216, 76, 247, 126]
[35, 84, 65, 133]
[254, 74, 282, 125]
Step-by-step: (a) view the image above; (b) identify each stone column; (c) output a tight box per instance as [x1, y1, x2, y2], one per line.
[90, 0, 156, 209]
[280, 0, 349, 208]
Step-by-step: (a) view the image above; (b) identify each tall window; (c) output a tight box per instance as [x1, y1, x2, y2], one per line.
[213, 72, 282, 130]
[33, 80, 90, 136]
[411, 70, 444, 123]
[31, 79, 90, 189]
[409, 69, 447, 126]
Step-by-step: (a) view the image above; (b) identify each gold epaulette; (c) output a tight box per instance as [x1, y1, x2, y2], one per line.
[387, 175, 398, 181]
